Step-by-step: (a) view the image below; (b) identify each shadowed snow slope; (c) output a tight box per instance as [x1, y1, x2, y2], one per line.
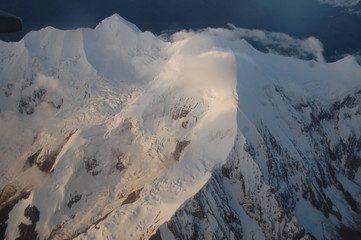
[0, 14, 361, 240]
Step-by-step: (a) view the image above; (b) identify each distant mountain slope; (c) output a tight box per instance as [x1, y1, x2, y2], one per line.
[0, 14, 360, 240]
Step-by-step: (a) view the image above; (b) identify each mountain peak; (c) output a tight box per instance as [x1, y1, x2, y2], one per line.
[0, 15, 361, 240]
[96, 13, 141, 33]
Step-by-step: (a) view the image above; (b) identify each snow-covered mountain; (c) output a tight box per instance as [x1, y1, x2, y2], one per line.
[0, 14, 360, 240]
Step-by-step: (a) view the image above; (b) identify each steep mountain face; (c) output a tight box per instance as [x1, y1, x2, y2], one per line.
[0, 14, 360, 240]
[154, 61, 361, 239]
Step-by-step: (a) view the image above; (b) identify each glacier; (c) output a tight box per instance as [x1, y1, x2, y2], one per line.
[0, 14, 361, 240]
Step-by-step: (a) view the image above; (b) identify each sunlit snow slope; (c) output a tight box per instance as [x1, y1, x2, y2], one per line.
[0, 14, 361, 240]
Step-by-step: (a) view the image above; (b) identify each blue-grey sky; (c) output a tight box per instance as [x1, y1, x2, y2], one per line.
[1, 0, 361, 61]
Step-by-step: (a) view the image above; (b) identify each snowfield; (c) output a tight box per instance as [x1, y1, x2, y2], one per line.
[0, 14, 361, 240]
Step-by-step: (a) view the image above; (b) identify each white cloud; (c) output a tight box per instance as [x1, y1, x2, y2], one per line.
[34, 74, 62, 94]
[220, 25, 325, 62]
[317, 0, 360, 7]
[169, 26, 325, 62]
